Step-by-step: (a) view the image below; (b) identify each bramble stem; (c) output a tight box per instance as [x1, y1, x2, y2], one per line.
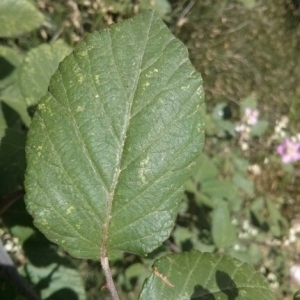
[100, 256, 120, 300]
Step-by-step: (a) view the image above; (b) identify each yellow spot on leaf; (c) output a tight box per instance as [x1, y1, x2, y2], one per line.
[139, 155, 149, 184]
[76, 106, 84, 112]
[66, 206, 75, 215]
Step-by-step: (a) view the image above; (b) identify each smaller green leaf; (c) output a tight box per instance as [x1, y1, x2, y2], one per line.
[232, 173, 254, 196]
[201, 179, 239, 206]
[124, 263, 150, 290]
[20, 263, 86, 300]
[250, 120, 268, 136]
[125, 263, 148, 279]
[0, 104, 26, 196]
[172, 226, 193, 247]
[0, 46, 23, 90]
[266, 199, 288, 238]
[10, 226, 35, 245]
[195, 192, 217, 208]
[19, 40, 72, 106]
[0, 83, 31, 127]
[250, 198, 269, 231]
[230, 154, 249, 173]
[184, 179, 196, 193]
[240, 95, 257, 111]
[140, 0, 171, 19]
[194, 153, 218, 182]
[237, 0, 257, 8]
[212, 201, 237, 249]
[0, 0, 44, 37]
[139, 250, 275, 300]
[228, 244, 261, 265]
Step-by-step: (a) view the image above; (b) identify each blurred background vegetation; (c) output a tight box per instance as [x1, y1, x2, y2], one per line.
[0, 0, 300, 299]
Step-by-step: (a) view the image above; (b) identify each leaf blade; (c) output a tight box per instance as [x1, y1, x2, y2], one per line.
[0, 0, 44, 37]
[25, 10, 205, 259]
[139, 250, 275, 300]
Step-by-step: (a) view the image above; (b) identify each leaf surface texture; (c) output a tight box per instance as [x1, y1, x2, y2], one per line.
[25, 10, 204, 259]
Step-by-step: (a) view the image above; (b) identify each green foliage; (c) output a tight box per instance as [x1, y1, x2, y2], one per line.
[0, 0, 44, 37]
[25, 10, 205, 260]
[140, 250, 275, 300]
[212, 201, 237, 249]
[140, 0, 172, 20]
[0, 103, 26, 196]
[0, 1, 284, 299]
[19, 40, 72, 106]
[20, 263, 86, 300]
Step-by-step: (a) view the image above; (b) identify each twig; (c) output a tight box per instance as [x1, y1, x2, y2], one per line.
[100, 255, 120, 300]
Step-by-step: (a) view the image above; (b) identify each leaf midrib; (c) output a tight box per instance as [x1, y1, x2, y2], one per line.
[100, 10, 155, 258]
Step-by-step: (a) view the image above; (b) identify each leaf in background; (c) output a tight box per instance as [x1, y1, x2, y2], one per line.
[139, 250, 275, 300]
[230, 154, 249, 173]
[250, 120, 268, 136]
[228, 243, 261, 265]
[201, 179, 241, 211]
[250, 197, 269, 231]
[25, 10, 205, 259]
[19, 40, 72, 107]
[20, 263, 86, 300]
[0, 46, 31, 127]
[140, 0, 172, 19]
[212, 201, 237, 249]
[124, 263, 150, 291]
[0, 84, 31, 127]
[0, 46, 23, 90]
[266, 199, 288, 238]
[240, 95, 257, 111]
[0, 0, 44, 37]
[0, 103, 26, 196]
[232, 173, 254, 196]
[194, 153, 218, 182]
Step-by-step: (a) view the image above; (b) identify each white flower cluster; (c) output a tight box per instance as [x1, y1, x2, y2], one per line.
[274, 116, 289, 139]
[283, 221, 300, 246]
[235, 108, 259, 151]
[237, 219, 258, 240]
[248, 164, 261, 176]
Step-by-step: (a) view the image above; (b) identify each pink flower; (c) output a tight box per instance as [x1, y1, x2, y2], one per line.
[244, 108, 259, 126]
[277, 138, 300, 164]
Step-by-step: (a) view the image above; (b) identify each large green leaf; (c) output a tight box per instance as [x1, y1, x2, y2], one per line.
[0, 0, 44, 37]
[25, 10, 205, 259]
[139, 250, 275, 300]
[19, 40, 72, 107]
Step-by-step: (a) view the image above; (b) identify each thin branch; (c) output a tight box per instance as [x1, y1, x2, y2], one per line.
[100, 255, 120, 300]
